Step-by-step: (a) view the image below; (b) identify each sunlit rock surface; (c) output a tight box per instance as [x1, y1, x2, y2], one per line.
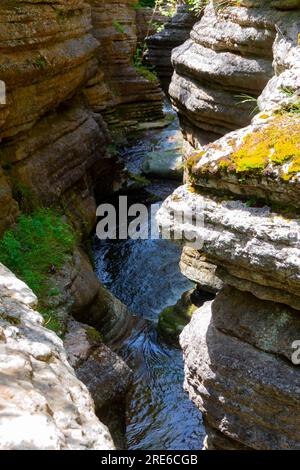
[0, 264, 115, 450]
[168, 2, 299, 147]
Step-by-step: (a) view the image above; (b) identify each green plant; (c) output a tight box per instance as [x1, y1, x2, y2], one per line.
[279, 87, 300, 115]
[133, 46, 158, 81]
[34, 55, 48, 70]
[112, 20, 126, 34]
[236, 93, 259, 116]
[0, 209, 76, 332]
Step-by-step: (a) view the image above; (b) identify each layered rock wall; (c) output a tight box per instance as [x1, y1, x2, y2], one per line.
[147, 2, 197, 93]
[0, 0, 165, 235]
[0, 0, 160, 450]
[157, 1, 300, 450]
[169, 1, 283, 147]
[86, 0, 164, 127]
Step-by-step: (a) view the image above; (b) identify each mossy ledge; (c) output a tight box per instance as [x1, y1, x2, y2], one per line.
[187, 114, 300, 182]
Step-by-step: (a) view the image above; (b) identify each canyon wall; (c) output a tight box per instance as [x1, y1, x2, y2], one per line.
[0, 0, 165, 235]
[169, 1, 278, 147]
[157, 0, 300, 450]
[0, 0, 164, 449]
[86, 0, 164, 128]
[147, 1, 198, 93]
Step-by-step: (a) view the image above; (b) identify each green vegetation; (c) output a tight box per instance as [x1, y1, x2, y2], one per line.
[279, 86, 300, 115]
[0, 209, 76, 334]
[34, 55, 48, 70]
[112, 20, 126, 34]
[157, 291, 197, 345]
[133, 46, 158, 81]
[236, 93, 259, 116]
[137, 0, 156, 6]
[86, 326, 102, 343]
[185, 114, 300, 182]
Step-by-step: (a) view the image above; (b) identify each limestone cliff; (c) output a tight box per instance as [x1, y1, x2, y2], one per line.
[0, 0, 165, 234]
[157, 0, 300, 450]
[169, 1, 281, 147]
[85, 0, 164, 128]
[147, 1, 197, 93]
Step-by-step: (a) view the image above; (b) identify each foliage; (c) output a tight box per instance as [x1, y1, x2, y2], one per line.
[112, 20, 126, 34]
[0, 209, 76, 333]
[236, 93, 259, 116]
[133, 46, 158, 81]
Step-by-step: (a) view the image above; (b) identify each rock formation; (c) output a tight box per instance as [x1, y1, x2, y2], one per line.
[0, 264, 114, 450]
[147, 1, 198, 93]
[169, 1, 280, 147]
[157, 1, 300, 450]
[86, 0, 164, 128]
[0, 0, 165, 235]
[136, 7, 167, 45]
[0, 0, 164, 450]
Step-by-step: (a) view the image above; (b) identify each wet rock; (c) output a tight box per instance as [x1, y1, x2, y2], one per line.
[158, 288, 214, 346]
[65, 320, 133, 449]
[142, 149, 183, 180]
[47, 248, 133, 343]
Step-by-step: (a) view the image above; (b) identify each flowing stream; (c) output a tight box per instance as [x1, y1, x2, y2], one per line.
[94, 103, 205, 450]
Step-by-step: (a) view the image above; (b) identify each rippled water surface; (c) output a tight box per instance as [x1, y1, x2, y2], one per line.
[94, 102, 205, 450]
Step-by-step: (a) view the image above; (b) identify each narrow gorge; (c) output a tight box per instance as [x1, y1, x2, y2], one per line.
[0, 0, 299, 452]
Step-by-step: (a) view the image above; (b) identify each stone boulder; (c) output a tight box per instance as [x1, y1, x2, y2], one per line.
[0, 264, 114, 450]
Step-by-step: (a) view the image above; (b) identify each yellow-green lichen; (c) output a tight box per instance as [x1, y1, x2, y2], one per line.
[185, 151, 205, 172]
[223, 114, 300, 178]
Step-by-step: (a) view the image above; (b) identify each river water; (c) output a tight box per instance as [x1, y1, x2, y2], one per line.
[94, 103, 205, 450]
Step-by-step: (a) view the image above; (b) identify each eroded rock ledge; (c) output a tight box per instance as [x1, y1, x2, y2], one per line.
[169, 0, 299, 148]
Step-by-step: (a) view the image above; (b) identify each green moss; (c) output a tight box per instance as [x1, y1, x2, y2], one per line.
[86, 327, 102, 344]
[112, 20, 126, 34]
[34, 55, 48, 70]
[185, 151, 205, 172]
[157, 291, 197, 346]
[134, 63, 158, 82]
[0, 209, 76, 334]
[235, 115, 298, 175]
[219, 114, 300, 178]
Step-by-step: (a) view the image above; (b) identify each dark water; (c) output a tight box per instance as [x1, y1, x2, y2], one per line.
[94, 103, 205, 450]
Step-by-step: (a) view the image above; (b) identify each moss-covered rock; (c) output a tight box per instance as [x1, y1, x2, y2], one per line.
[157, 290, 198, 346]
